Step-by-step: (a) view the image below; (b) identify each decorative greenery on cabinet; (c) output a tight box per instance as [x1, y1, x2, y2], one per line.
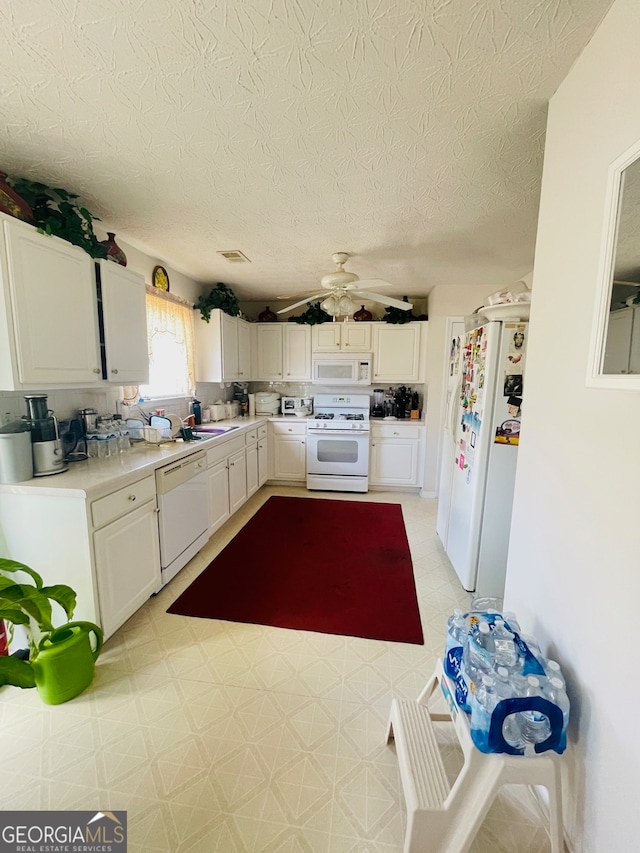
[194, 282, 241, 321]
[6, 177, 108, 259]
[288, 301, 331, 325]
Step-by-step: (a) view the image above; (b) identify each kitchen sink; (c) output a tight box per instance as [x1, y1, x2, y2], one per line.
[192, 425, 239, 437]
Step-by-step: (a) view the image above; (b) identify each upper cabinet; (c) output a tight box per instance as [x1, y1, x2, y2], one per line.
[195, 309, 252, 382]
[0, 214, 150, 391]
[254, 323, 311, 381]
[372, 323, 425, 382]
[312, 322, 372, 352]
[98, 260, 148, 385]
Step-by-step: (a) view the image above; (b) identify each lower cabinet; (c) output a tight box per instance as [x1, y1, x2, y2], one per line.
[245, 428, 259, 498]
[257, 425, 268, 486]
[269, 421, 307, 481]
[93, 491, 161, 638]
[228, 449, 247, 513]
[208, 457, 231, 535]
[369, 423, 425, 488]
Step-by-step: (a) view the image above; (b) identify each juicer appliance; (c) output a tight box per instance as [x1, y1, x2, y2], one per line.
[23, 395, 68, 476]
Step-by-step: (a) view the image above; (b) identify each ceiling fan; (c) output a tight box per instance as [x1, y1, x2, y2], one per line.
[276, 252, 413, 317]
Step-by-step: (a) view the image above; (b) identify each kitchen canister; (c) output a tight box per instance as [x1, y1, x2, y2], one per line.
[0, 428, 34, 483]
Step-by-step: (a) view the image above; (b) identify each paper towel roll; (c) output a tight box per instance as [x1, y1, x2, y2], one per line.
[248, 393, 255, 418]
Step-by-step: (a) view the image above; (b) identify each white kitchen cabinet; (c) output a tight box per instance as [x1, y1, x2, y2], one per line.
[0, 213, 102, 389]
[195, 309, 252, 382]
[207, 458, 231, 536]
[283, 324, 311, 379]
[246, 440, 259, 497]
[92, 481, 161, 638]
[228, 448, 248, 512]
[0, 471, 162, 641]
[98, 259, 149, 384]
[269, 421, 306, 481]
[254, 323, 311, 381]
[373, 323, 424, 382]
[312, 322, 372, 352]
[237, 316, 252, 380]
[255, 323, 284, 379]
[369, 423, 425, 488]
[603, 307, 640, 374]
[257, 424, 268, 486]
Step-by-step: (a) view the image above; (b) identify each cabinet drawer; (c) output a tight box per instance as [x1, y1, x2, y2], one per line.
[91, 475, 156, 529]
[245, 429, 258, 444]
[270, 421, 307, 436]
[206, 434, 245, 466]
[371, 423, 423, 439]
[258, 424, 267, 440]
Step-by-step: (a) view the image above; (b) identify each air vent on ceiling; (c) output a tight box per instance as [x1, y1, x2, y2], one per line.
[217, 250, 251, 263]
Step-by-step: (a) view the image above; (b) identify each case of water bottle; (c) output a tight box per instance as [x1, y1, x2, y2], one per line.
[444, 602, 570, 756]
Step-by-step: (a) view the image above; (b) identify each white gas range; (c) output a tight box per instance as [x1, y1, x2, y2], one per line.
[306, 394, 370, 493]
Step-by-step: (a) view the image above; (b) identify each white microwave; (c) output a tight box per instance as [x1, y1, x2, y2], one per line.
[312, 353, 372, 385]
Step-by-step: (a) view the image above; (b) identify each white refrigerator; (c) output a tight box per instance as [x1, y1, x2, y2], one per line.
[436, 319, 528, 596]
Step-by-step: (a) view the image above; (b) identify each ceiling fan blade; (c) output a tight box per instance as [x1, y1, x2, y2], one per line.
[348, 278, 394, 290]
[276, 289, 324, 300]
[277, 293, 326, 314]
[354, 290, 413, 310]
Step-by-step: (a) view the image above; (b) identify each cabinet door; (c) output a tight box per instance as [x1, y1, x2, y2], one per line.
[284, 324, 311, 379]
[370, 437, 420, 486]
[256, 324, 283, 379]
[228, 448, 247, 513]
[257, 436, 268, 486]
[237, 319, 252, 380]
[246, 442, 259, 497]
[208, 458, 230, 535]
[272, 433, 306, 480]
[373, 324, 422, 381]
[312, 324, 342, 351]
[604, 308, 633, 373]
[221, 313, 239, 380]
[93, 499, 161, 639]
[343, 323, 372, 350]
[3, 218, 101, 385]
[99, 261, 149, 384]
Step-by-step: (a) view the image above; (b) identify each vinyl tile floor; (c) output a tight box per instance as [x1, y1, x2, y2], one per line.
[0, 486, 559, 852]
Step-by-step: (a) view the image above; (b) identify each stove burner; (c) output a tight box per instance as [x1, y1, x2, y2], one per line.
[314, 413, 334, 420]
[344, 413, 364, 420]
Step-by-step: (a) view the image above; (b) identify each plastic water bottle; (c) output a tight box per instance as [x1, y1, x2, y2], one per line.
[502, 611, 521, 633]
[545, 675, 570, 751]
[462, 619, 495, 712]
[492, 618, 520, 672]
[444, 609, 469, 709]
[514, 676, 552, 754]
[470, 674, 499, 753]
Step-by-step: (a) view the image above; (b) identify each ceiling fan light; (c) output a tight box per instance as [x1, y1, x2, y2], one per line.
[337, 295, 356, 315]
[321, 295, 338, 314]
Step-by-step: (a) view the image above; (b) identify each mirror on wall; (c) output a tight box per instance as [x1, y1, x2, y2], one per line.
[600, 152, 640, 376]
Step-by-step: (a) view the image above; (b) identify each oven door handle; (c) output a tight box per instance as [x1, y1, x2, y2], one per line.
[308, 429, 370, 436]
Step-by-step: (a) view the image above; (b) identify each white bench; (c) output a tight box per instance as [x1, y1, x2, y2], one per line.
[386, 659, 565, 853]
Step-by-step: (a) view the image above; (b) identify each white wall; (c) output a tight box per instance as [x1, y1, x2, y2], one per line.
[505, 1, 640, 849]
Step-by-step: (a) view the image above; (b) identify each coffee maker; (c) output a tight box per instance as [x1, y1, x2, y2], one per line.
[24, 395, 68, 476]
[371, 389, 385, 418]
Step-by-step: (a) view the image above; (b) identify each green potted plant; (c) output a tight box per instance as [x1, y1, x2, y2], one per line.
[194, 282, 241, 321]
[5, 177, 108, 259]
[0, 558, 102, 704]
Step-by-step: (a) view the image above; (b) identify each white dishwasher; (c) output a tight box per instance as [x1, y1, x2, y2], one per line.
[156, 449, 210, 586]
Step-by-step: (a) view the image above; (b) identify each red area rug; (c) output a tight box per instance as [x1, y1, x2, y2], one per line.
[168, 495, 423, 644]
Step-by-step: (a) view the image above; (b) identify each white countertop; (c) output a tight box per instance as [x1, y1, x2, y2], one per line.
[0, 416, 269, 500]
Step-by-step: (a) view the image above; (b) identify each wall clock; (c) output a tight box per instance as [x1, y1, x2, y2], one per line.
[152, 265, 170, 292]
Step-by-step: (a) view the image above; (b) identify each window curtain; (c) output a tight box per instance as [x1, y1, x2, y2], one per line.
[141, 286, 195, 397]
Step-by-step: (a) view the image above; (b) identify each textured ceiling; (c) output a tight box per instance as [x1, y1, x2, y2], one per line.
[0, 0, 613, 302]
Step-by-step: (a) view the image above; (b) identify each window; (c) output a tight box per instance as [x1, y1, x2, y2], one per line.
[138, 286, 195, 398]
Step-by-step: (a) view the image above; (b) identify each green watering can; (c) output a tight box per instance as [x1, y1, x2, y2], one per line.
[31, 621, 103, 705]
